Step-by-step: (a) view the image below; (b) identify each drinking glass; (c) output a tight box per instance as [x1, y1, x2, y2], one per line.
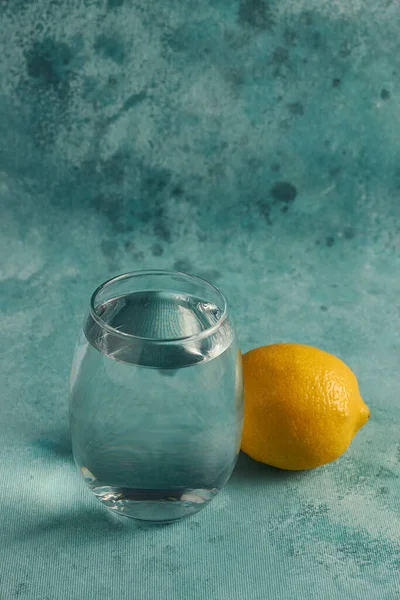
[69, 270, 243, 522]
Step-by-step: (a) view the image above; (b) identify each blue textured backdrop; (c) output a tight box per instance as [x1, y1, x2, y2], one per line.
[1, 1, 399, 598]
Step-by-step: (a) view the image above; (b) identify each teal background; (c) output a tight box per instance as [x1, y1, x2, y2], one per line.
[1, 0, 399, 598]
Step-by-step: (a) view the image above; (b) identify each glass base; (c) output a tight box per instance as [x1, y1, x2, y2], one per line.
[91, 485, 218, 522]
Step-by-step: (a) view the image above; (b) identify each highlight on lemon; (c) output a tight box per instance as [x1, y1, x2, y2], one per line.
[241, 343, 370, 470]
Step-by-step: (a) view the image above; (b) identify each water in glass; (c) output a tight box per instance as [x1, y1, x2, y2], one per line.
[70, 281, 243, 522]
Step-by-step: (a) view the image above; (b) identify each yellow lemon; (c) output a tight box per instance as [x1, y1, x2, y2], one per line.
[241, 344, 370, 470]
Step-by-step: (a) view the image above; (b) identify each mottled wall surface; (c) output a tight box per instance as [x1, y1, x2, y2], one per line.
[1, 1, 399, 598]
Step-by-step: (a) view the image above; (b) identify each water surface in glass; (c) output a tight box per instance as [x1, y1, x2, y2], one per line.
[70, 272, 243, 522]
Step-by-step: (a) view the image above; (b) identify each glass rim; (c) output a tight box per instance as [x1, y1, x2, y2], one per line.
[89, 269, 229, 344]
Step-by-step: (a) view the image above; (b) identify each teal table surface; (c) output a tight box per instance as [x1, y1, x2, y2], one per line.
[1, 1, 400, 599]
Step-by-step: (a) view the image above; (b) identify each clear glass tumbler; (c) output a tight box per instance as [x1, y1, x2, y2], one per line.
[69, 270, 243, 522]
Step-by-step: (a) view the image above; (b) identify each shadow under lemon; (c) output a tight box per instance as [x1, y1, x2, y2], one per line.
[231, 452, 308, 486]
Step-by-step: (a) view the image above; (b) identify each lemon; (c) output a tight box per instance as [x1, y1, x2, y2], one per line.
[241, 343, 370, 470]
